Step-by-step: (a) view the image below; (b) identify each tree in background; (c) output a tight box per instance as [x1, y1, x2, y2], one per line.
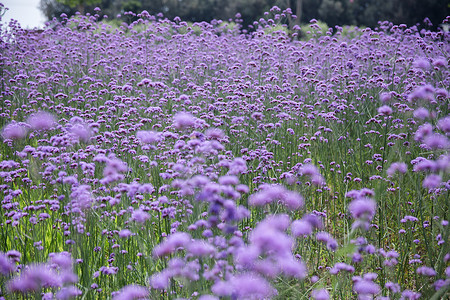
[56, 0, 102, 15]
[38, 0, 449, 30]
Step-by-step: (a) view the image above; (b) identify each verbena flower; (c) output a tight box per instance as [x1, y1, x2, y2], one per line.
[1, 122, 27, 140]
[27, 111, 56, 131]
[113, 285, 148, 300]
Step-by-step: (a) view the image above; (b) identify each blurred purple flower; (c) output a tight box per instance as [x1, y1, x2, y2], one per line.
[413, 57, 431, 70]
[136, 130, 161, 144]
[153, 232, 191, 257]
[27, 111, 56, 131]
[186, 240, 216, 257]
[55, 286, 82, 300]
[131, 209, 150, 223]
[1, 122, 27, 140]
[316, 232, 338, 251]
[349, 198, 376, 220]
[422, 174, 441, 190]
[413, 107, 430, 120]
[416, 266, 436, 276]
[173, 112, 195, 130]
[387, 162, 407, 177]
[353, 279, 380, 296]
[8, 264, 61, 293]
[113, 285, 148, 300]
[378, 105, 393, 116]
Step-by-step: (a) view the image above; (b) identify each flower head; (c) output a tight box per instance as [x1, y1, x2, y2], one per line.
[27, 111, 56, 131]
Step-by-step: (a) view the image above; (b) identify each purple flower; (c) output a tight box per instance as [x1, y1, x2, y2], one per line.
[225, 273, 276, 299]
[49, 252, 73, 270]
[27, 111, 56, 131]
[68, 119, 92, 142]
[413, 57, 431, 70]
[277, 257, 307, 279]
[282, 191, 304, 210]
[218, 175, 239, 185]
[1, 122, 27, 140]
[198, 295, 219, 300]
[118, 229, 132, 238]
[416, 266, 436, 276]
[149, 270, 171, 289]
[387, 162, 407, 177]
[6, 250, 21, 262]
[7, 264, 61, 293]
[113, 285, 148, 300]
[401, 290, 421, 299]
[378, 105, 393, 116]
[349, 198, 376, 220]
[385, 281, 401, 293]
[408, 84, 435, 102]
[248, 184, 303, 210]
[380, 92, 391, 103]
[316, 232, 338, 251]
[55, 286, 82, 299]
[291, 219, 313, 237]
[413, 107, 430, 120]
[0, 253, 16, 275]
[330, 262, 354, 274]
[422, 174, 441, 190]
[186, 240, 216, 257]
[438, 116, 450, 134]
[311, 288, 329, 300]
[432, 57, 447, 67]
[136, 130, 161, 144]
[131, 209, 150, 223]
[353, 279, 380, 296]
[173, 112, 195, 129]
[298, 164, 325, 185]
[153, 232, 191, 257]
[250, 217, 293, 256]
[205, 128, 224, 139]
[424, 133, 449, 149]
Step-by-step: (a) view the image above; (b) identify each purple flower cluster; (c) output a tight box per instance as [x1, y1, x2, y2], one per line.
[0, 6, 448, 300]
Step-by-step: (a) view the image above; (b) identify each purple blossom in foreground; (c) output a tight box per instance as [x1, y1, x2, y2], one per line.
[173, 112, 196, 129]
[212, 273, 276, 299]
[152, 232, 191, 258]
[0, 252, 16, 275]
[311, 288, 329, 300]
[437, 116, 450, 134]
[1, 122, 27, 140]
[316, 232, 338, 251]
[378, 105, 393, 116]
[413, 107, 430, 120]
[55, 286, 82, 300]
[422, 174, 442, 190]
[353, 279, 380, 297]
[349, 198, 377, 220]
[113, 285, 148, 300]
[416, 266, 436, 276]
[26, 111, 56, 131]
[136, 130, 161, 144]
[248, 184, 303, 210]
[7, 264, 61, 293]
[298, 164, 325, 186]
[387, 162, 407, 177]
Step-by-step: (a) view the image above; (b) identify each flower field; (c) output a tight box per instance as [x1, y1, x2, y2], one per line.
[0, 6, 449, 300]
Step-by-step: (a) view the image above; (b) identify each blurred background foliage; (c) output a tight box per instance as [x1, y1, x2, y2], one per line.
[40, 0, 449, 31]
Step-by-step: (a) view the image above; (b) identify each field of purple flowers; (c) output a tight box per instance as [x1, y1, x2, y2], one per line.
[0, 6, 449, 300]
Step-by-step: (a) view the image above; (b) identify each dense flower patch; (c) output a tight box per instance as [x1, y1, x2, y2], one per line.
[0, 6, 449, 299]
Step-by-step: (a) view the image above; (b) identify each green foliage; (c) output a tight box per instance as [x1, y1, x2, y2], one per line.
[56, 0, 101, 9]
[41, 0, 449, 31]
[340, 25, 365, 39]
